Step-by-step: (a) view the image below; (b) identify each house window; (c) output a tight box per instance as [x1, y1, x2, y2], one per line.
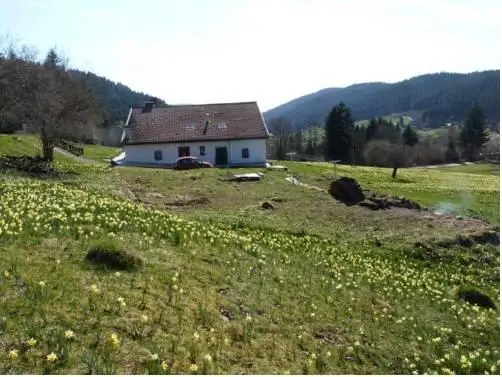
[241, 148, 250, 159]
[184, 124, 195, 130]
[178, 146, 190, 157]
[154, 150, 162, 161]
[199, 146, 206, 156]
[218, 122, 227, 129]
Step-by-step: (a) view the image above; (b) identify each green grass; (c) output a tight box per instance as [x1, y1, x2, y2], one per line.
[0, 144, 500, 374]
[355, 114, 414, 127]
[83, 144, 121, 162]
[0, 134, 120, 163]
[436, 163, 500, 176]
[0, 134, 43, 156]
[0, 134, 77, 164]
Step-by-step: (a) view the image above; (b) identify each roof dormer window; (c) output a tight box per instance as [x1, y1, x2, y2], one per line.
[218, 122, 227, 129]
[184, 124, 195, 130]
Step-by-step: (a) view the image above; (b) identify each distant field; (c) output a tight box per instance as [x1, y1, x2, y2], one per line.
[281, 161, 500, 224]
[436, 163, 500, 176]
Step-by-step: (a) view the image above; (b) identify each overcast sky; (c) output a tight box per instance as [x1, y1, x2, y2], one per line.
[1, 0, 500, 111]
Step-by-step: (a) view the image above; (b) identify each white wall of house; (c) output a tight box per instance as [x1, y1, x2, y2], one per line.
[123, 139, 267, 166]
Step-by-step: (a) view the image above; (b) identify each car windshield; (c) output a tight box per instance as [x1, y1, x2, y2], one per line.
[178, 158, 196, 164]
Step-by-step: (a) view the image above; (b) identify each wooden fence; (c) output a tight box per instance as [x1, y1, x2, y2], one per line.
[56, 140, 84, 156]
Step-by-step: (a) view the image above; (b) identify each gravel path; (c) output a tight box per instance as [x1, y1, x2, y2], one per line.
[54, 147, 97, 164]
[412, 162, 474, 169]
[286, 176, 327, 193]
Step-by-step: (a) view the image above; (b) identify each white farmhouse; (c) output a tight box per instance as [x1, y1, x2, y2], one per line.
[112, 101, 270, 167]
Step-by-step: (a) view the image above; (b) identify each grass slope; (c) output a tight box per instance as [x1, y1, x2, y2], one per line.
[0, 134, 120, 163]
[0, 147, 500, 374]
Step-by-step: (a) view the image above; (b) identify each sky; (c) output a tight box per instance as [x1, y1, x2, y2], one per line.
[1, 0, 500, 111]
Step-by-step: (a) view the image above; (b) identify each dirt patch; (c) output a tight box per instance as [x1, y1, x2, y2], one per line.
[435, 230, 500, 248]
[329, 176, 424, 211]
[145, 192, 165, 199]
[166, 195, 210, 207]
[313, 325, 346, 345]
[360, 193, 423, 211]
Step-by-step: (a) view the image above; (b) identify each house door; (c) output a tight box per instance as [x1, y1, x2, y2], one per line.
[215, 147, 228, 166]
[178, 146, 190, 157]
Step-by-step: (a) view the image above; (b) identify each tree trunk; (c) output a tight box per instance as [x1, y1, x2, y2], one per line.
[392, 167, 398, 178]
[41, 134, 55, 162]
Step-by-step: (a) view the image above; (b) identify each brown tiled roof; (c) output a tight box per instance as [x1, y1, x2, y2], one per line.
[125, 101, 269, 145]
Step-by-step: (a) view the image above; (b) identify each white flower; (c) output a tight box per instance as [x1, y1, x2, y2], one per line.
[65, 329, 74, 339]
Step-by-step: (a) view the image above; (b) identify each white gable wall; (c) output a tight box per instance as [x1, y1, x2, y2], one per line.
[123, 139, 267, 166]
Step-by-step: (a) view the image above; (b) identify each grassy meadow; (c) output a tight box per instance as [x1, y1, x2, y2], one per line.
[0, 134, 120, 163]
[0, 135, 500, 374]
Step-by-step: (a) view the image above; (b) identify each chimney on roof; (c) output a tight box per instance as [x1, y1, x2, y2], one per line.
[141, 100, 155, 113]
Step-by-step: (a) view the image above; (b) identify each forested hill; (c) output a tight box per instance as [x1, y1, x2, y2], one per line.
[263, 70, 500, 128]
[69, 70, 167, 125]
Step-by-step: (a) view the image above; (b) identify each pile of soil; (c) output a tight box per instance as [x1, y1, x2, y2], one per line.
[0, 155, 56, 175]
[329, 176, 424, 211]
[360, 192, 423, 211]
[328, 177, 365, 205]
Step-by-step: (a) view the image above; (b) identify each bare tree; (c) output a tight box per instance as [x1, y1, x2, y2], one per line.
[363, 140, 416, 178]
[389, 143, 415, 178]
[267, 117, 293, 160]
[0, 45, 103, 161]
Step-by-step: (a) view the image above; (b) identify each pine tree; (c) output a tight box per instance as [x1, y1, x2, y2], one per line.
[324, 102, 354, 161]
[366, 118, 378, 141]
[402, 125, 419, 146]
[460, 102, 489, 161]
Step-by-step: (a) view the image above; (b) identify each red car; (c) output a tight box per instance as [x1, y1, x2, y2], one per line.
[174, 156, 214, 170]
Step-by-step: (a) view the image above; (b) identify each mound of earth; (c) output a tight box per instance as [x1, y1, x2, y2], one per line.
[328, 177, 365, 205]
[329, 176, 423, 211]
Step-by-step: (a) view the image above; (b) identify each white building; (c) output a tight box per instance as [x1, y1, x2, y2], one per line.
[113, 101, 270, 168]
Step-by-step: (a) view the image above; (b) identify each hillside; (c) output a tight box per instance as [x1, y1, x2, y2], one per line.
[263, 71, 500, 129]
[0, 132, 500, 374]
[0, 147, 500, 374]
[69, 70, 167, 125]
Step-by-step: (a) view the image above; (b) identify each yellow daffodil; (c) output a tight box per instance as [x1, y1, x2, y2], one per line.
[189, 363, 198, 372]
[65, 329, 74, 339]
[46, 352, 57, 362]
[26, 338, 37, 347]
[9, 349, 19, 361]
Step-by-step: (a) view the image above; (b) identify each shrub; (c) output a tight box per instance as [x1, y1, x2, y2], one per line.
[85, 239, 144, 271]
